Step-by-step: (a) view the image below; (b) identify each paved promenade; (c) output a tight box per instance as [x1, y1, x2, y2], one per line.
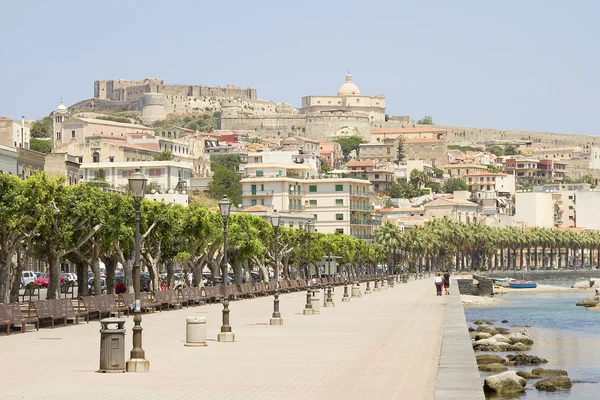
[1, 278, 456, 399]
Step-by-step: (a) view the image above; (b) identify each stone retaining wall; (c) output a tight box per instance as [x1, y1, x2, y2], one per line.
[456, 279, 473, 295]
[482, 270, 600, 281]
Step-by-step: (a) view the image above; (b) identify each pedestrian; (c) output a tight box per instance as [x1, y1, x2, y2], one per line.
[443, 270, 451, 295]
[161, 280, 167, 291]
[434, 273, 443, 296]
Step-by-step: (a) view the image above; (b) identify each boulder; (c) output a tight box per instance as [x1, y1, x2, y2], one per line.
[572, 280, 592, 289]
[506, 353, 548, 366]
[516, 371, 541, 379]
[495, 327, 511, 334]
[502, 319, 509, 323]
[531, 368, 568, 377]
[576, 297, 599, 307]
[483, 371, 526, 395]
[476, 325, 498, 335]
[476, 354, 508, 365]
[475, 332, 492, 340]
[479, 363, 508, 372]
[533, 376, 573, 391]
[492, 334, 511, 343]
[508, 332, 534, 345]
[507, 343, 532, 351]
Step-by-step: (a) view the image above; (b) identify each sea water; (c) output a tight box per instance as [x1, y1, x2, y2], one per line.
[465, 285, 600, 399]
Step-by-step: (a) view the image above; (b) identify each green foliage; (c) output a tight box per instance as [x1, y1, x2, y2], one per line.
[417, 115, 433, 125]
[154, 150, 173, 161]
[488, 145, 504, 156]
[95, 115, 132, 124]
[425, 181, 441, 193]
[334, 135, 366, 161]
[443, 177, 468, 193]
[30, 138, 52, 153]
[410, 169, 429, 189]
[448, 145, 484, 152]
[389, 181, 424, 199]
[207, 155, 243, 206]
[504, 145, 518, 156]
[486, 164, 500, 173]
[30, 116, 53, 138]
[432, 167, 445, 178]
[153, 114, 216, 133]
[396, 137, 405, 163]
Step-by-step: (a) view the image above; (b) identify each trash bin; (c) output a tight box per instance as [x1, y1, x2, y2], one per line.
[351, 282, 361, 298]
[185, 316, 207, 347]
[311, 289, 321, 313]
[402, 274, 408, 283]
[98, 317, 126, 373]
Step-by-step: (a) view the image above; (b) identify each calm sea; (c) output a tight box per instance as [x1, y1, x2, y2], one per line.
[465, 281, 600, 399]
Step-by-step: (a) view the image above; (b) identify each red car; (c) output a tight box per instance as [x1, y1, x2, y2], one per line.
[34, 273, 65, 288]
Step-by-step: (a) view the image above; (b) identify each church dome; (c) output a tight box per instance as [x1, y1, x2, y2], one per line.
[56, 102, 68, 113]
[337, 73, 360, 96]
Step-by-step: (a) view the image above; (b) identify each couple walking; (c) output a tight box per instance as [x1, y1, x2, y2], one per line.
[434, 272, 451, 296]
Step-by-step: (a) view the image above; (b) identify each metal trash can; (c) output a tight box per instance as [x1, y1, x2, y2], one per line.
[185, 316, 207, 347]
[402, 274, 408, 283]
[351, 283, 361, 298]
[98, 317, 126, 373]
[311, 289, 321, 313]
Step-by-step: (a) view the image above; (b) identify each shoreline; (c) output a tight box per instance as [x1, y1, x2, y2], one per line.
[494, 284, 596, 295]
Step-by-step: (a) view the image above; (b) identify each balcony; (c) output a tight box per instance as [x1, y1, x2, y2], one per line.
[350, 219, 377, 225]
[288, 190, 304, 196]
[242, 190, 274, 196]
[351, 234, 374, 240]
[289, 204, 305, 211]
[350, 204, 374, 211]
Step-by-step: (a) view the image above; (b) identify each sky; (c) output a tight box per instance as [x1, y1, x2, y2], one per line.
[1, 0, 599, 134]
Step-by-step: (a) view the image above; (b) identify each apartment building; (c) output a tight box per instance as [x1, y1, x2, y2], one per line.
[504, 158, 566, 184]
[240, 163, 377, 238]
[445, 164, 487, 177]
[0, 144, 18, 174]
[359, 137, 446, 167]
[514, 192, 554, 228]
[463, 172, 516, 195]
[0, 116, 30, 150]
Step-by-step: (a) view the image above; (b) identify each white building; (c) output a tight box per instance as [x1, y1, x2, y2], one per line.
[0, 144, 18, 174]
[575, 191, 600, 230]
[79, 160, 193, 192]
[0, 116, 30, 150]
[464, 172, 516, 195]
[395, 160, 434, 183]
[423, 192, 479, 224]
[514, 192, 554, 228]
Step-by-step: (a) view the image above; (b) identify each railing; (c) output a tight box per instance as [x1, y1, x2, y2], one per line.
[350, 205, 374, 211]
[288, 190, 305, 196]
[242, 190, 274, 196]
[289, 205, 305, 211]
[351, 234, 374, 240]
[350, 219, 377, 225]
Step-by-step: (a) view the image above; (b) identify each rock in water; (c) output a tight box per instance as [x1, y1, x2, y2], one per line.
[531, 368, 568, 377]
[476, 325, 498, 335]
[506, 353, 548, 365]
[533, 376, 573, 391]
[576, 297, 599, 307]
[476, 354, 509, 365]
[479, 363, 508, 372]
[572, 280, 592, 289]
[517, 371, 541, 379]
[501, 319, 509, 323]
[483, 371, 526, 395]
[474, 332, 492, 340]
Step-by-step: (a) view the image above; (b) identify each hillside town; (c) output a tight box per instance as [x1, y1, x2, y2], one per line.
[2, 73, 600, 236]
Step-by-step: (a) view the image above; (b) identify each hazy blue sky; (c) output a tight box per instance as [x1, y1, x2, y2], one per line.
[1, 0, 598, 134]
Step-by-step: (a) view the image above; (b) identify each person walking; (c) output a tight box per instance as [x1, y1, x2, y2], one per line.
[434, 273, 443, 296]
[443, 271, 451, 295]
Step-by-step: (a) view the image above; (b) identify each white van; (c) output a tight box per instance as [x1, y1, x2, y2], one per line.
[21, 271, 36, 286]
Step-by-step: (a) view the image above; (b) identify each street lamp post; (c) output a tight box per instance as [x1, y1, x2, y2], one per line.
[270, 211, 283, 325]
[126, 168, 150, 373]
[217, 195, 235, 342]
[303, 220, 315, 315]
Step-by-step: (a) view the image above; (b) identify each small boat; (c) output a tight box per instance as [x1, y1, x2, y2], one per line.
[509, 280, 537, 289]
[494, 277, 512, 287]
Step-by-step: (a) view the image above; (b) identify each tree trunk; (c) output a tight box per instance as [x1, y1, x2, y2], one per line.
[9, 246, 28, 303]
[104, 254, 118, 295]
[46, 249, 61, 300]
[76, 260, 88, 296]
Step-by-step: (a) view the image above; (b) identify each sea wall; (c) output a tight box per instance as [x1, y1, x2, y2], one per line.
[482, 270, 600, 281]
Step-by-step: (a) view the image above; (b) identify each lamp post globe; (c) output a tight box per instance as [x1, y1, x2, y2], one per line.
[126, 168, 150, 372]
[270, 211, 283, 325]
[218, 195, 234, 342]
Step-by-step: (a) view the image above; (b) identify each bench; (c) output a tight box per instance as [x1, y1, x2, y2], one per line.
[190, 287, 207, 305]
[59, 298, 88, 324]
[238, 283, 254, 298]
[20, 283, 41, 303]
[30, 300, 66, 328]
[79, 296, 101, 320]
[177, 287, 194, 307]
[140, 292, 161, 313]
[60, 282, 75, 299]
[0, 304, 11, 335]
[153, 290, 170, 311]
[3, 302, 38, 333]
[204, 286, 222, 303]
[164, 289, 181, 309]
[103, 295, 129, 317]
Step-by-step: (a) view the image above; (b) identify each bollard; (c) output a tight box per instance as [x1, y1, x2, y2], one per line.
[403, 274, 408, 283]
[303, 289, 315, 315]
[325, 285, 335, 307]
[382, 279, 388, 289]
[365, 281, 372, 295]
[185, 316, 207, 347]
[342, 282, 351, 302]
[389, 276, 395, 288]
[311, 289, 321, 313]
[374, 279, 381, 292]
[98, 318, 126, 373]
[351, 282, 361, 298]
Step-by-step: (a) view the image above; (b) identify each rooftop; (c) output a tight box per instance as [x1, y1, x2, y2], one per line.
[371, 127, 447, 134]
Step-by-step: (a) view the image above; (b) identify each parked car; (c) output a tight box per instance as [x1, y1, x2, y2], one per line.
[21, 271, 36, 286]
[34, 273, 65, 288]
[61, 273, 77, 285]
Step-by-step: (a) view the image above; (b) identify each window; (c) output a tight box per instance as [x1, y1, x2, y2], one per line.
[260, 184, 264, 191]
[71, 130, 76, 138]
[256, 170, 264, 177]
[335, 228, 344, 234]
[335, 184, 343, 192]
[309, 200, 317, 206]
[108, 156, 114, 162]
[386, 147, 391, 154]
[121, 169, 133, 178]
[335, 214, 343, 220]
[335, 199, 343, 206]
[378, 147, 382, 155]
[309, 185, 317, 192]
[251, 199, 257, 206]
[374, 174, 379, 179]
[56, 132, 61, 141]
[148, 168, 162, 177]
[78, 157, 83, 163]
[92, 152, 100, 163]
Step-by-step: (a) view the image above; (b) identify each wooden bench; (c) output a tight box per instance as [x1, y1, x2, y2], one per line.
[59, 298, 88, 324]
[4, 302, 38, 333]
[80, 296, 101, 320]
[30, 300, 66, 328]
[20, 283, 40, 303]
[140, 292, 161, 313]
[60, 282, 75, 299]
[177, 287, 194, 307]
[0, 304, 11, 335]
[238, 283, 254, 298]
[190, 287, 207, 305]
[164, 290, 181, 309]
[103, 295, 129, 317]
[152, 290, 170, 311]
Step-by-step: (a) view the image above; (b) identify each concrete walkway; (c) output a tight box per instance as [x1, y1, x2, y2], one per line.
[0, 278, 462, 399]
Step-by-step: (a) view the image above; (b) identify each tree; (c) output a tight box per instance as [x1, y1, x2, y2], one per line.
[417, 116, 434, 125]
[504, 145, 518, 156]
[409, 169, 428, 189]
[443, 178, 468, 193]
[396, 137, 406, 163]
[154, 150, 173, 161]
[426, 181, 441, 193]
[432, 167, 445, 178]
[30, 139, 52, 153]
[488, 145, 504, 156]
[334, 136, 365, 161]
[30, 117, 53, 138]
[486, 164, 500, 173]
[207, 155, 243, 205]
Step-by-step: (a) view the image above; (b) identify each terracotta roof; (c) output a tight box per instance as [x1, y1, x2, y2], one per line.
[243, 205, 273, 212]
[371, 127, 447, 134]
[0, 116, 12, 121]
[533, 147, 581, 153]
[464, 172, 509, 177]
[104, 140, 159, 152]
[444, 164, 487, 169]
[371, 169, 394, 173]
[346, 160, 375, 167]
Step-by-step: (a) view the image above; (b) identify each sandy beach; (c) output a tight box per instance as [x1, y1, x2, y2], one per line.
[494, 284, 596, 295]
[461, 294, 510, 308]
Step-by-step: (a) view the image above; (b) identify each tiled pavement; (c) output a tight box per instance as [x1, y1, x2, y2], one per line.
[0, 278, 450, 400]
